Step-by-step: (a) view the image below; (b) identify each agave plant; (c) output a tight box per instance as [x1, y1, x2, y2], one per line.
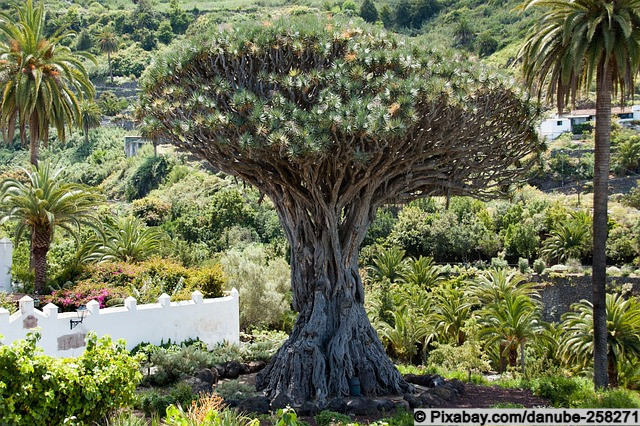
[559, 293, 640, 387]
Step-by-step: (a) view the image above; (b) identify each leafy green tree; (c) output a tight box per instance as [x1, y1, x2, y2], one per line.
[168, 0, 192, 34]
[98, 27, 119, 85]
[139, 18, 540, 403]
[158, 20, 173, 45]
[0, 163, 104, 293]
[394, 0, 412, 28]
[75, 29, 93, 52]
[560, 294, 640, 387]
[79, 100, 101, 145]
[466, 268, 537, 305]
[410, 0, 440, 29]
[359, 0, 378, 23]
[0, 0, 95, 166]
[476, 31, 498, 57]
[379, 5, 393, 28]
[519, 0, 640, 389]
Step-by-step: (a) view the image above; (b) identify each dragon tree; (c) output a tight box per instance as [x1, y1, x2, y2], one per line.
[139, 17, 541, 405]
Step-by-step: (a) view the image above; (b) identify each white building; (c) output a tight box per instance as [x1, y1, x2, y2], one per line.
[540, 105, 640, 140]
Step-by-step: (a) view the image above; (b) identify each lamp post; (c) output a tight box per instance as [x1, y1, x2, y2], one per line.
[70, 305, 88, 329]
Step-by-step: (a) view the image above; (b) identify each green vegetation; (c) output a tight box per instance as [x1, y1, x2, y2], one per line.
[0, 331, 141, 425]
[2, 0, 640, 422]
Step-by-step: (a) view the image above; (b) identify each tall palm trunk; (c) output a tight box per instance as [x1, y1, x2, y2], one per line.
[108, 51, 113, 85]
[31, 226, 51, 294]
[29, 113, 40, 167]
[592, 58, 612, 390]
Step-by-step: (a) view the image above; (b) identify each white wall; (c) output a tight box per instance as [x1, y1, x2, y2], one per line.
[0, 289, 239, 357]
[0, 238, 12, 293]
[540, 118, 572, 140]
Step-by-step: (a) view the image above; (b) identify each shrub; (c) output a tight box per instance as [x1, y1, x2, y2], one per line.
[315, 410, 352, 426]
[215, 380, 257, 401]
[220, 244, 291, 330]
[533, 258, 546, 274]
[147, 345, 216, 386]
[188, 264, 226, 298]
[132, 196, 171, 226]
[0, 292, 16, 313]
[518, 258, 530, 273]
[126, 155, 173, 201]
[528, 376, 592, 407]
[44, 281, 129, 311]
[139, 382, 196, 418]
[0, 331, 141, 425]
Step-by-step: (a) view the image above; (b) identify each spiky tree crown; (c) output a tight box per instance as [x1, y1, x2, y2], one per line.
[139, 16, 541, 204]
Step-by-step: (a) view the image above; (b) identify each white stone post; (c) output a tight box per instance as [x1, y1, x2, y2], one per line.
[0, 238, 13, 293]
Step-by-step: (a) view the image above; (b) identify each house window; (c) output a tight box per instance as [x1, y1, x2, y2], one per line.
[557, 120, 563, 126]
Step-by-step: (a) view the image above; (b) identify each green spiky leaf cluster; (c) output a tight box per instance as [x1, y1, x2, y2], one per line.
[140, 16, 541, 204]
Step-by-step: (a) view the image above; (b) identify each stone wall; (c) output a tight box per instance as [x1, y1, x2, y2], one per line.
[534, 274, 640, 323]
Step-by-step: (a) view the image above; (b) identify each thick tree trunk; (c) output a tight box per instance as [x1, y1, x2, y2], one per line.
[29, 122, 39, 167]
[608, 353, 618, 388]
[256, 198, 408, 405]
[592, 60, 612, 390]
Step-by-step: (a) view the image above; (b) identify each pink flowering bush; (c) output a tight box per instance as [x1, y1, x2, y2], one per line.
[44, 282, 128, 312]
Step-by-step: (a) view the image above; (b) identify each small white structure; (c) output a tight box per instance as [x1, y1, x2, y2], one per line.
[0, 238, 12, 293]
[0, 289, 239, 358]
[540, 116, 572, 140]
[124, 136, 150, 157]
[540, 105, 640, 140]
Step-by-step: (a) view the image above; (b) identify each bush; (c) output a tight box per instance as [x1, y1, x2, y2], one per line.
[220, 244, 292, 330]
[0, 331, 141, 425]
[147, 345, 216, 386]
[186, 265, 226, 298]
[528, 376, 592, 407]
[138, 382, 196, 418]
[533, 258, 546, 274]
[215, 379, 257, 401]
[44, 280, 129, 311]
[518, 258, 530, 273]
[315, 410, 352, 426]
[126, 155, 173, 201]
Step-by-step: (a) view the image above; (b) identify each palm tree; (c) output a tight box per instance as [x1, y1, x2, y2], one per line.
[431, 287, 472, 346]
[79, 100, 101, 145]
[0, 163, 104, 293]
[466, 267, 538, 305]
[366, 247, 407, 284]
[0, 0, 95, 167]
[97, 28, 118, 85]
[83, 216, 168, 263]
[560, 294, 640, 387]
[540, 219, 591, 264]
[479, 292, 549, 375]
[519, 0, 640, 389]
[400, 256, 444, 289]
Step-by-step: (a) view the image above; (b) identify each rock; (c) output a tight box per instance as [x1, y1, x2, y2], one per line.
[247, 360, 267, 373]
[430, 386, 452, 401]
[394, 399, 410, 412]
[346, 398, 379, 416]
[418, 392, 442, 407]
[403, 393, 421, 409]
[196, 368, 219, 385]
[404, 374, 445, 388]
[271, 393, 294, 410]
[225, 399, 239, 408]
[296, 401, 320, 416]
[375, 399, 396, 413]
[325, 397, 348, 414]
[448, 379, 465, 395]
[181, 377, 213, 394]
[221, 361, 243, 379]
[238, 396, 271, 415]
